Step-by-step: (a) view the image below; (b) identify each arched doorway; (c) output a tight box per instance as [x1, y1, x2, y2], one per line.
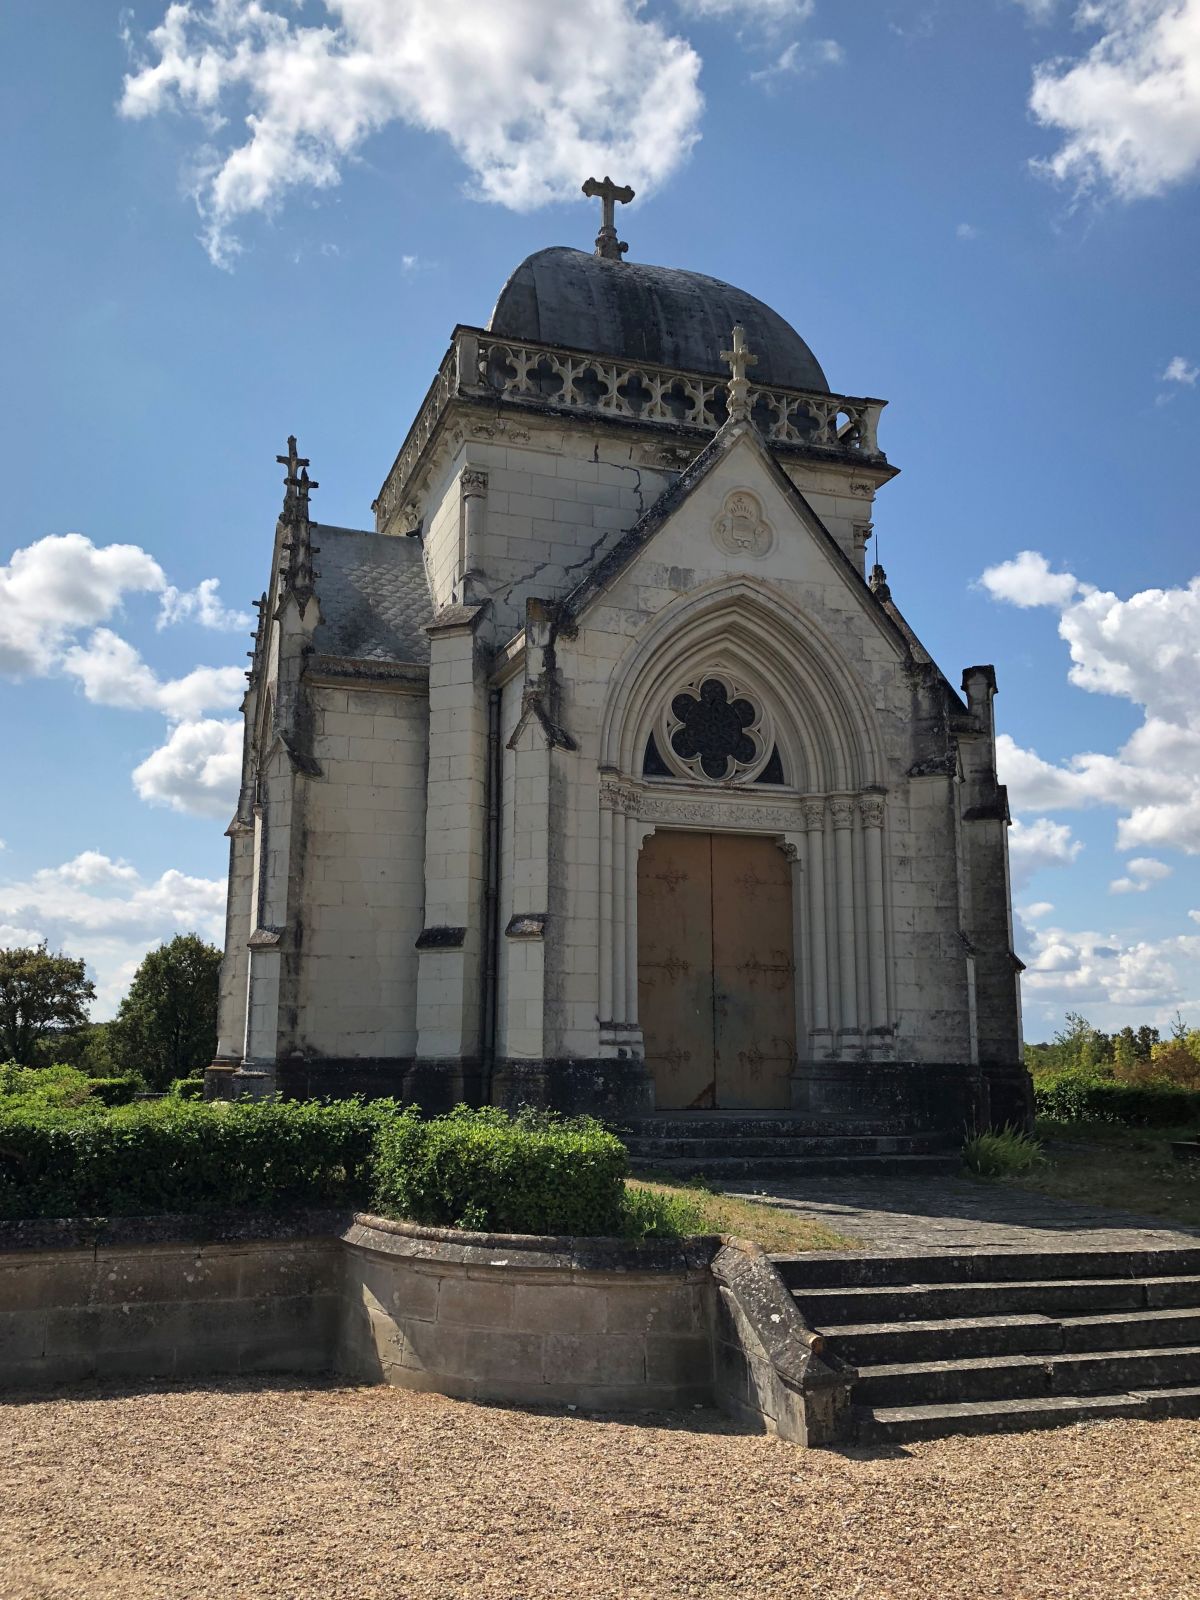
[637, 829, 797, 1110]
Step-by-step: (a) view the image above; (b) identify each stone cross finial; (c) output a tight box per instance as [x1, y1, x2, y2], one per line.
[582, 175, 635, 261]
[276, 435, 318, 521]
[721, 324, 758, 423]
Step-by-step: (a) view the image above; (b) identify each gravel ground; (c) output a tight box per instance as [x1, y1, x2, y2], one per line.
[1, 1378, 1196, 1600]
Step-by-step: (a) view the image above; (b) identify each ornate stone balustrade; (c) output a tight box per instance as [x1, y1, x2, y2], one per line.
[373, 326, 887, 532]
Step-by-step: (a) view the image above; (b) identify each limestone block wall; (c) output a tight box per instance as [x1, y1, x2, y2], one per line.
[417, 426, 676, 637]
[0, 1222, 339, 1387]
[294, 682, 429, 1060]
[338, 1217, 715, 1411]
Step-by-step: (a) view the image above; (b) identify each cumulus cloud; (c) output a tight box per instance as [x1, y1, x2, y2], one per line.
[1021, 900, 1057, 920]
[1110, 855, 1173, 892]
[1019, 917, 1200, 1014]
[978, 549, 1080, 608]
[120, 0, 706, 268]
[1030, 0, 1200, 201]
[1008, 816, 1084, 885]
[1163, 355, 1199, 385]
[0, 533, 164, 676]
[0, 532, 248, 818]
[0, 852, 226, 1016]
[132, 718, 243, 817]
[983, 555, 1200, 853]
[158, 576, 252, 630]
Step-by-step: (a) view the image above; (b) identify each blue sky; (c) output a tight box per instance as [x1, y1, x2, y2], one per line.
[1, 0, 1197, 1032]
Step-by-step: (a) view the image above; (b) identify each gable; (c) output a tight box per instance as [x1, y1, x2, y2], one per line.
[563, 424, 911, 665]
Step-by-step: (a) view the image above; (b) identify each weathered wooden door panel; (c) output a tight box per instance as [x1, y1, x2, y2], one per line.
[637, 831, 715, 1110]
[711, 835, 797, 1110]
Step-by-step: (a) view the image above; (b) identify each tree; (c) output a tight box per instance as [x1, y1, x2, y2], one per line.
[110, 934, 221, 1089]
[0, 944, 95, 1066]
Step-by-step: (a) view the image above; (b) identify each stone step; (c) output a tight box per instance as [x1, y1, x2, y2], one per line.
[1133, 1383, 1200, 1417]
[622, 1134, 952, 1160]
[792, 1274, 1200, 1324]
[774, 1248, 1200, 1291]
[818, 1306, 1200, 1367]
[854, 1344, 1200, 1407]
[625, 1153, 962, 1180]
[821, 1314, 1063, 1366]
[619, 1116, 929, 1140]
[854, 1392, 1153, 1445]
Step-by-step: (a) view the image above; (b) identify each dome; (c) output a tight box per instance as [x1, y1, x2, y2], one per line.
[487, 247, 829, 394]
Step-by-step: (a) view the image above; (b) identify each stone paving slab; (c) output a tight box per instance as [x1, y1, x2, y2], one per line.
[718, 1175, 1200, 1256]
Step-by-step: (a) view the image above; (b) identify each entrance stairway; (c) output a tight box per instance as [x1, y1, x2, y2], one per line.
[777, 1247, 1200, 1442]
[620, 1113, 961, 1179]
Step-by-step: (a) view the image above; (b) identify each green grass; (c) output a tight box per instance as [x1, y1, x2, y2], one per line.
[625, 1178, 856, 1252]
[1006, 1120, 1200, 1227]
[963, 1125, 1045, 1179]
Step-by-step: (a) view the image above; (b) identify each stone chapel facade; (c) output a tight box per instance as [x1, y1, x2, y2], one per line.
[209, 200, 1031, 1136]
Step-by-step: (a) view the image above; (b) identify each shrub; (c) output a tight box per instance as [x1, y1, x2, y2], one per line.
[0, 1097, 390, 1220]
[168, 1076, 206, 1101]
[371, 1105, 629, 1235]
[85, 1076, 143, 1107]
[1034, 1074, 1200, 1128]
[964, 1125, 1044, 1179]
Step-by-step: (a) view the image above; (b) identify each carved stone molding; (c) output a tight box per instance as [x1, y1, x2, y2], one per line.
[858, 794, 886, 829]
[800, 797, 827, 831]
[634, 794, 800, 830]
[712, 489, 773, 560]
[849, 480, 876, 498]
[829, 797, 855, 831]
[460, 468, 489, 496]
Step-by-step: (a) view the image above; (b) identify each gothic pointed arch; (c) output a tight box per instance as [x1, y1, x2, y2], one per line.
[598, 578, 888, 793]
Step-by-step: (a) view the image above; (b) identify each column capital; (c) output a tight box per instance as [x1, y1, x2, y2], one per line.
[829, 796, 855, 831]
[800, 796, 826, 831]
[858, 793, 886, 829]
[460, 467, 489, 496]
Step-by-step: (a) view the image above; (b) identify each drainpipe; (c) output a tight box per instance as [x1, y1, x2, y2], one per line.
[481, 687, 502, 1103]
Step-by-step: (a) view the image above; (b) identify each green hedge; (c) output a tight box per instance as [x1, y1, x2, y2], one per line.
[1035, 1074, 1200, 1128]
[0, 1097, 387, 1220]
[86, 1076, 143, 1107]
[168, 1077, 206, 1101]
[372, 1107, 630, 1235]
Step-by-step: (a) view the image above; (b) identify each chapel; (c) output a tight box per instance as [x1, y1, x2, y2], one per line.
[209, 182, 1031, 1149]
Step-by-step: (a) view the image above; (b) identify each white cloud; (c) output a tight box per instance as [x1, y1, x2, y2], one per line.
[0, 533, 248, 818]
[0, 533, 164, 676]
[1013, 0, 1061, 20]
[60, 629, 244, 720]
[1110, 854, 1173, 892]
[978, 549, 1080, 608]
[956, 222, 981, 240]
[984, 556, 1200, 854]
[750, 36, 843, 82]
[1163, 355, 1199, 384]
[1008, 816, 1084, 885]
[132, 718, 243, 817]
[1018, 917, 1200, 1014]
[1030, 0, 1200, 201]
[121, 0, 706, 268]
[158, 576, 252, 631]
[1021, 900, 1056, 919]
[0, 852, 226, 1017]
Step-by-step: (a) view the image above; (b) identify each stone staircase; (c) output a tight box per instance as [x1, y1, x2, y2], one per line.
[777, 1246, 1200, 1442]
[620, 1113, 961, 1179]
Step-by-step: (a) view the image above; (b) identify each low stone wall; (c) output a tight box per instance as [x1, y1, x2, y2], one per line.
[0, 1215, 341, 1388]
[0, 1214, 851, 1444]
[339, 1215, 715, 1410]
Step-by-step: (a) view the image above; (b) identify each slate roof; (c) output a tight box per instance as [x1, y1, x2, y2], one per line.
[488, 247, 830, 394]
[310, 524, 433, 666]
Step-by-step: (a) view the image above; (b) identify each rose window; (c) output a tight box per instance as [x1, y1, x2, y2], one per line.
[669, 680, 756, 780]
[642, 670, 785, 785]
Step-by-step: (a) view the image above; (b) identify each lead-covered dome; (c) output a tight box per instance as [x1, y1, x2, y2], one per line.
[488, 247, 829, 394]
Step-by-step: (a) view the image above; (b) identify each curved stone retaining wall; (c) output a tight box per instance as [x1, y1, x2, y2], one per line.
[0, 1213, 851, 1446]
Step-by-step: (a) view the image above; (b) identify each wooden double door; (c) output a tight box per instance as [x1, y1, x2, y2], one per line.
[637, 830, 797, 1110]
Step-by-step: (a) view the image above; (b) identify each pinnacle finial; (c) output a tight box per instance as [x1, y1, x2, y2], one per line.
[869, 563, 891, 602]
[276, 435, 318, 522]
[720, 324, 759, 424]
[582, 175, 635, 261]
